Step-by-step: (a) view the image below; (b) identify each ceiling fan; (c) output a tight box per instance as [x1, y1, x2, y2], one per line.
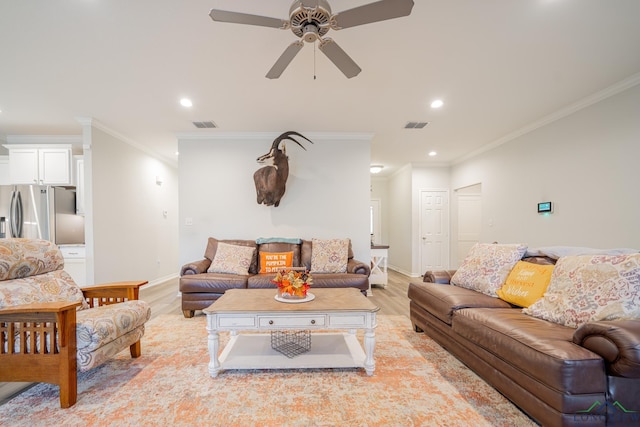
[209, 0, 415, 79]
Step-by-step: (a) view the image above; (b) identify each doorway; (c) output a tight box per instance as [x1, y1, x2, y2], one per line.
[455, 184, 482, 267]
[419, 190, 450, 273]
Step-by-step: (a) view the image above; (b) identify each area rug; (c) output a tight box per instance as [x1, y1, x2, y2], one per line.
[0, 314, 536, 426]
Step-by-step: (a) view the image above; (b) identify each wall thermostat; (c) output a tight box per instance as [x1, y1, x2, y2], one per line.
[537, 202, 553, 214]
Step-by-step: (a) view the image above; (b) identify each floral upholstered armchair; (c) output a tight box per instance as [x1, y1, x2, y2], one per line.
[0, 238, 150, 408]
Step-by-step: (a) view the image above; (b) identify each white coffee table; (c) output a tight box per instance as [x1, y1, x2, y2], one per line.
[203, 288, 380, 377]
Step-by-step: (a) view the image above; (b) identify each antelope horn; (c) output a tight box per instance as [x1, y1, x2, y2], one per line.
[273, 131, 314, 151]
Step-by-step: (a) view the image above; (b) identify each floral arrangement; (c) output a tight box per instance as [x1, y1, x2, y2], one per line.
[272, 269, 313, 298]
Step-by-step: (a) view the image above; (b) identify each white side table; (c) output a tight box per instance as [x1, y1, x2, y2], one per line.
[370, 245, 389, 288]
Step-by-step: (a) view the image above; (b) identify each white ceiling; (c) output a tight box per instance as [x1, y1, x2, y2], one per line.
[1, 0, 639, 175]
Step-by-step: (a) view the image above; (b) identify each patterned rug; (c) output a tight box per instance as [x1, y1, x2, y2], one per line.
[0, 314, 536, 426]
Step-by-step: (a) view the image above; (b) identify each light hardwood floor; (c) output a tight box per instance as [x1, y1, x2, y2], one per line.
[369, 269, 416, 318]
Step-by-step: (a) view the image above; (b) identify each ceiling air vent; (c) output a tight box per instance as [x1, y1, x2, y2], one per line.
[192, 121, 217, 129]
[404, 121, 429, 129]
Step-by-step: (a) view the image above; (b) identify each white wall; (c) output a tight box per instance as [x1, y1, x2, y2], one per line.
[370, 177, 389, 245]
[178, 133, 372, 265]
[88, 127, 179, 284]
[387, 165, 413, 274]
[451, 82, 640, 249]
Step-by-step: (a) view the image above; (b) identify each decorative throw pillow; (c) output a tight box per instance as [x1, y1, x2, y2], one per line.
[496, 261, 555, 307]
[451, 243, 527, 297]
[207, 242, 256, 275]
[310, 238, 349, 273]
[259, 251, 294, 274]
[524, 253, 640, 328]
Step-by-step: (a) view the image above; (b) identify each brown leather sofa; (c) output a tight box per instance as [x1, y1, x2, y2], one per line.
[180, 238, 370, 318]
[408, 257, 640, 427]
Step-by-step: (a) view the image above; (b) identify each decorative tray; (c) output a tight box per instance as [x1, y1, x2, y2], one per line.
[274, 292, 315, 304]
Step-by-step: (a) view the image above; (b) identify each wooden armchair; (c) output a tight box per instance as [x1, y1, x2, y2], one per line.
[0, 239, 150, 408]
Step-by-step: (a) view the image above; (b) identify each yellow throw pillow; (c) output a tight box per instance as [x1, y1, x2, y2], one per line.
[497, 261, 555, 307]
[259, 251, 294, 274]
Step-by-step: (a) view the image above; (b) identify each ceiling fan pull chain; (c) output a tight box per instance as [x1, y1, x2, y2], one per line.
[313, 41, 317, 80]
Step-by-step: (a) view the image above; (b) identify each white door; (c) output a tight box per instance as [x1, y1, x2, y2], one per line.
[457, 194, 482, 267]
[420, 190, 449, 273]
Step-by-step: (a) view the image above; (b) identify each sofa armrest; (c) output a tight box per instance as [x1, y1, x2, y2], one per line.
[180, 259, 212, 276]
[348, 258, 371, 276]
[573, 320, 640, 377]
[81, 280, 148, 307]
[423, 270, 457, 284]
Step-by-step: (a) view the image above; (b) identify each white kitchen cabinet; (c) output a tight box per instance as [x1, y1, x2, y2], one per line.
[4, 145, 71, 185]
[59, 245, 86, 287]
[0, 156, 9, 185]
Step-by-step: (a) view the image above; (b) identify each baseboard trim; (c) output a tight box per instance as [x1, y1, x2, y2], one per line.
[388, 265, 421, 278]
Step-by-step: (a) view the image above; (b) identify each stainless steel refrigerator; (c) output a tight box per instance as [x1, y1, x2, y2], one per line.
[0, 185, 84, 244]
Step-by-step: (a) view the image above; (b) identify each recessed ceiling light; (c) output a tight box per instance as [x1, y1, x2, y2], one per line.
[430, 100, 444, 109]
[428, 151, 437, 157]
[370, 165, 384, 174]
[180, 98, 193, 108]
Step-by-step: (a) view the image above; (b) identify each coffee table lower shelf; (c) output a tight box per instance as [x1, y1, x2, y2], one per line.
[213, 332, 366, 374]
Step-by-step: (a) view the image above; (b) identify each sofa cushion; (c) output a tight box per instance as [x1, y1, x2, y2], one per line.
[258, 251, 294, 273]
[258, 241, 301, 267]
[451, 243, 527, 297]
[310, 238, 349, 273]
[180, 273, 249, 293]
[307, 273, 369, 291]
[203, 238, 258, 274]
[496, 261, 555, 307]
[247, 273, 278, 289]
[207, 242, 256, 275]
[407, 281, 512, 325]
[452, 308, 606, 394]
[0, 269, 89, 310]
[524, 253, 640, 328]
[76, 300, 150, 371]
[0, 238, 64, 280]
[301, 240, 355, 270]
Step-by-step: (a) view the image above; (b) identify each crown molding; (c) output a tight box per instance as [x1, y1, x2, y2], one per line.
[453, 71, 640, 165]
[175, 131, 375, 142]
[76, 117, 177, 167]
[5, 135, 82, 144]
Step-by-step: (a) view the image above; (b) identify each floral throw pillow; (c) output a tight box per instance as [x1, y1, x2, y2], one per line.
[310, 238, 349, 274]
[207, 242, 256, 275]
[524, 253, 640, 328]
[451, 243, 527, 297]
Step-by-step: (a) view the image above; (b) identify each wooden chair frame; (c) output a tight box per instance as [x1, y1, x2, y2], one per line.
[0, 281, 147, 408]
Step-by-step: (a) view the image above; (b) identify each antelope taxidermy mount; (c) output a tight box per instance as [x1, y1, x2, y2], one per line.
[253, 131, 313, 207]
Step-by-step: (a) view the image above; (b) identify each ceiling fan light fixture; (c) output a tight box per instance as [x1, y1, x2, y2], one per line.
[370, 165, 384, 174]
[209, 0, 415, 79]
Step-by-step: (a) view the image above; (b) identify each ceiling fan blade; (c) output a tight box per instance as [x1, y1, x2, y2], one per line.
[209, 9, 288, 29]
[266, 41, 304, 79]
[332, 0, 414, 29]
[318, 38, 362, 78]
